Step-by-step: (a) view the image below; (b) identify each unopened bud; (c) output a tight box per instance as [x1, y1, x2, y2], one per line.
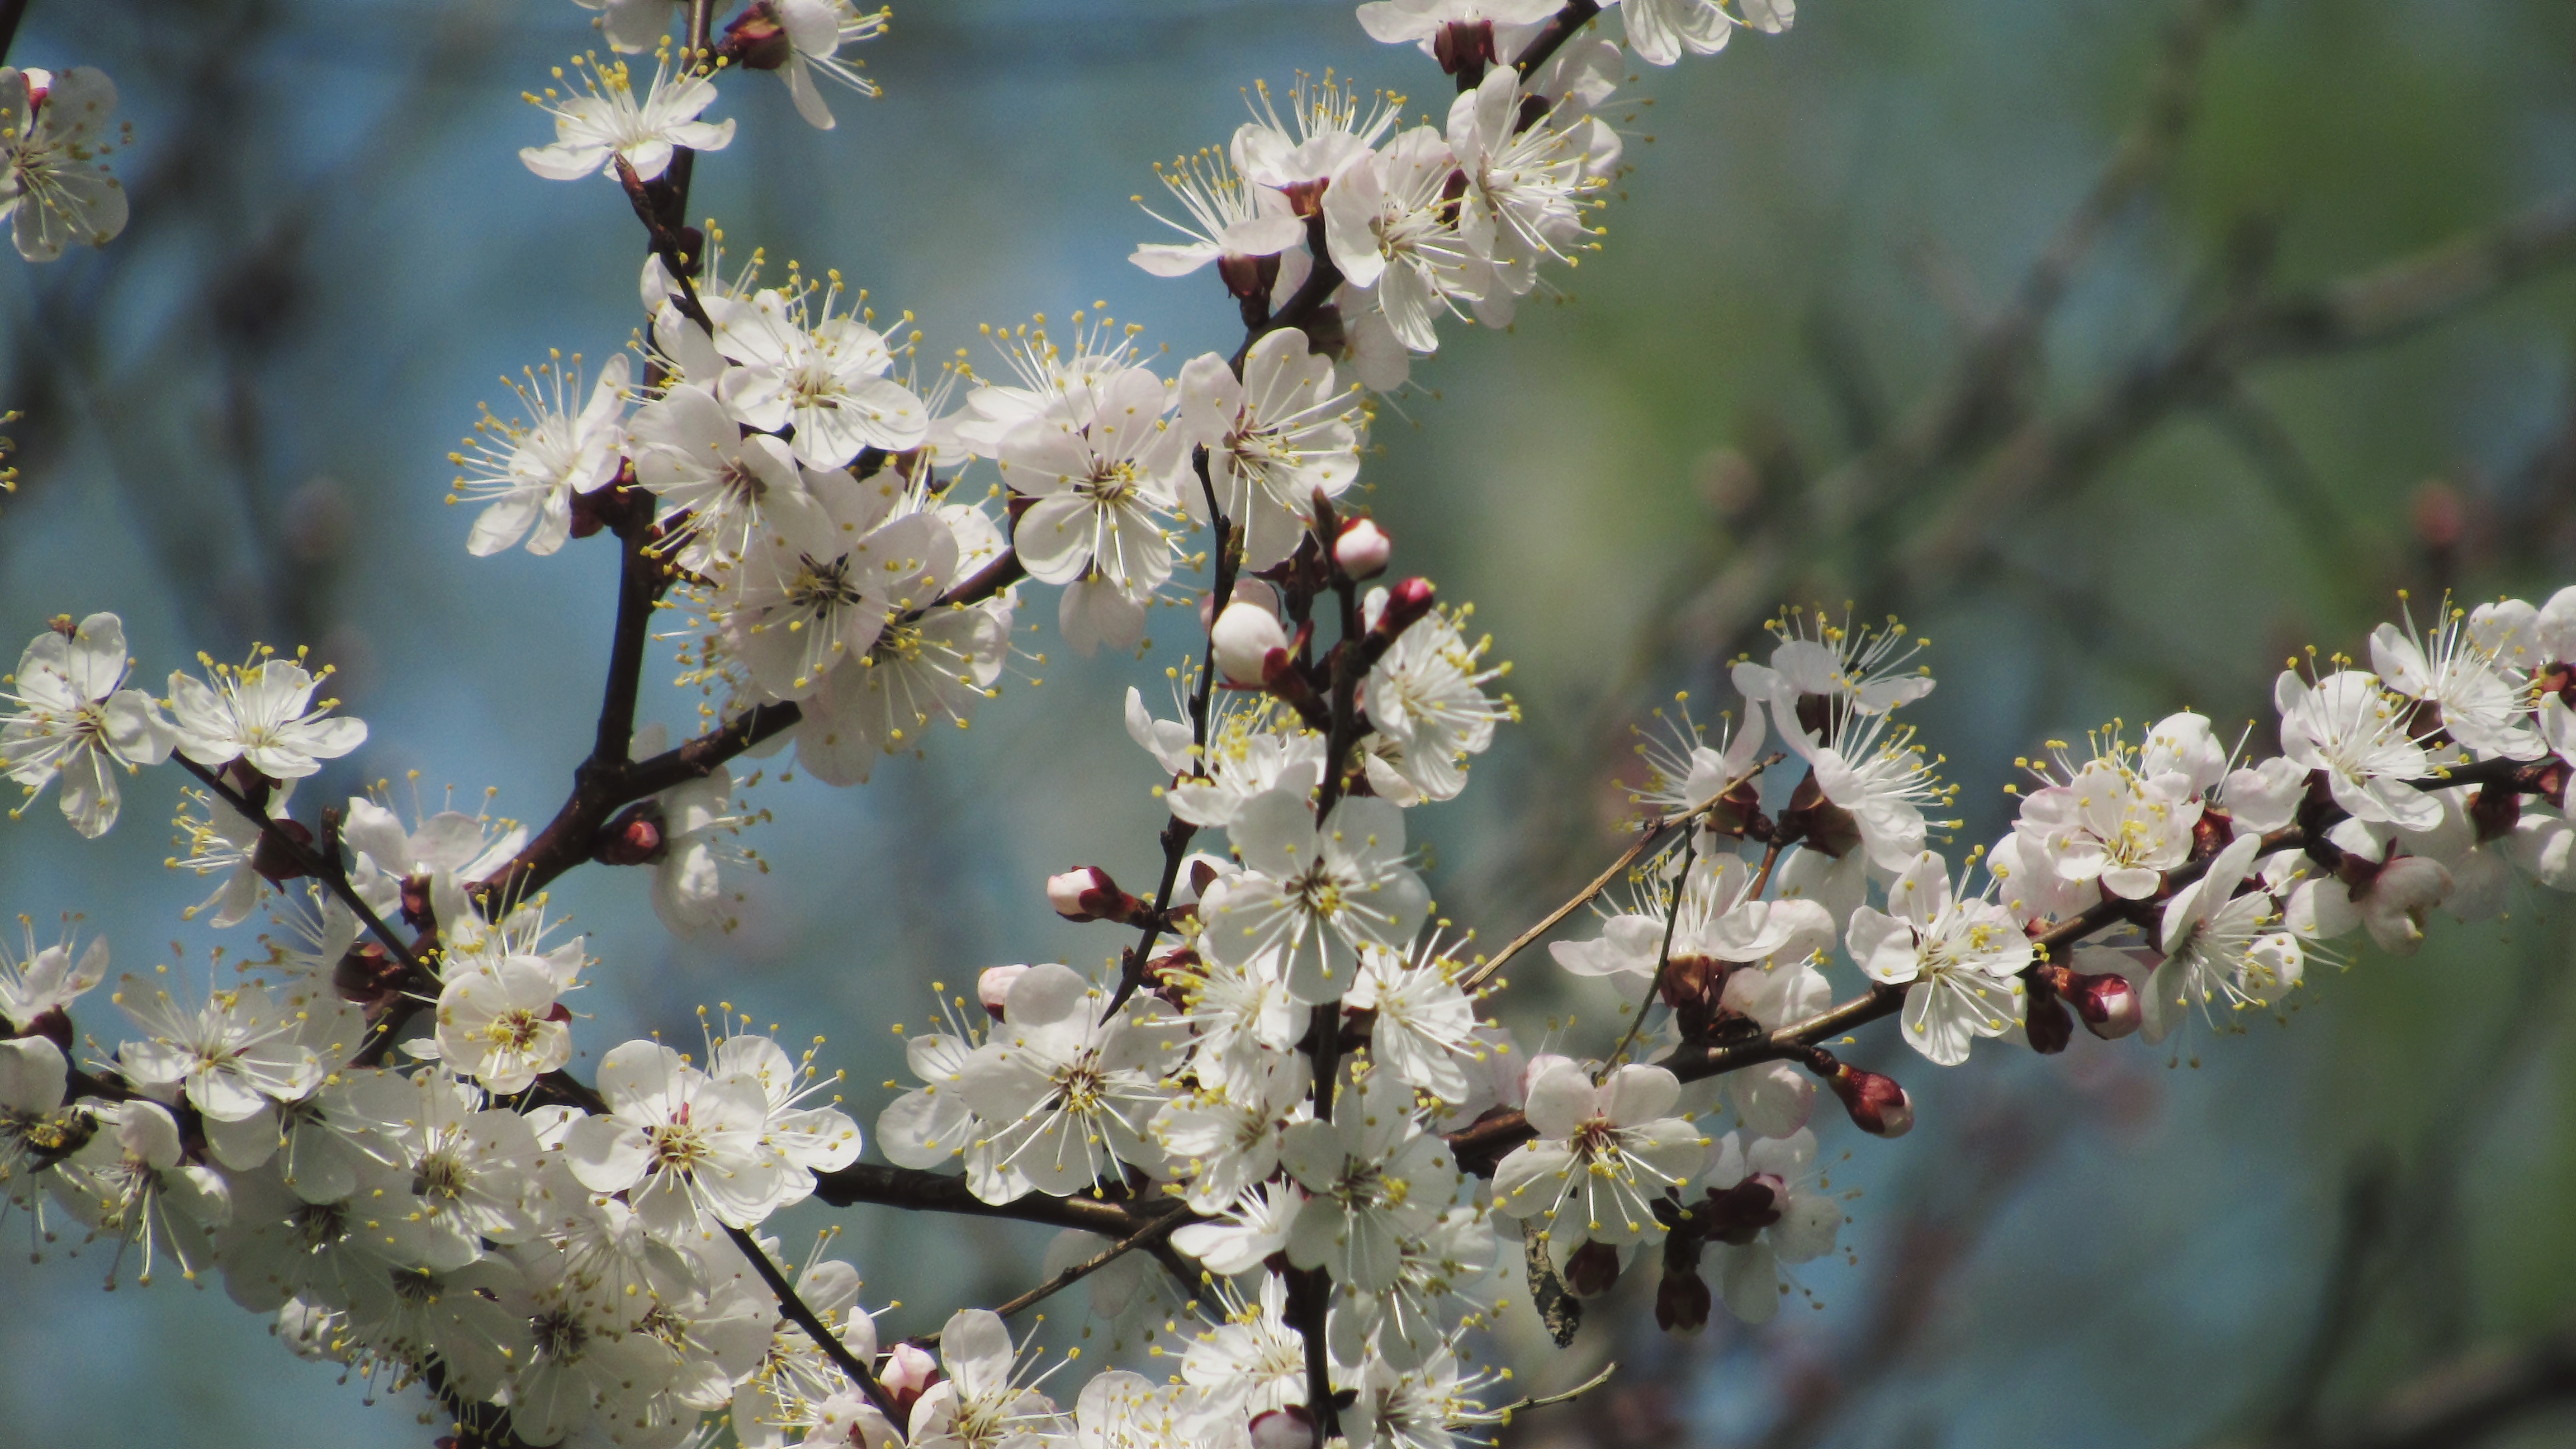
[2024, 989, 2072, 1055]
[594, 803, 666, 866]
[1564, 1239, 1622, 1299]
[1368, 577, 1437, 645]
[1334, 518, 1391, 579]
[976, 965, 1030, 1021]
[1249, 1407, 1315, 1449]
[2066, 969, 2141, 1040]
[879, 1341, 941, 1425]
[1810, 1052, 1914, 1138]
[721, 1, 793, 69]
[1655, 1269, 1712, 1334]
[1211, 602, 1290, 686]
[1046, 866, 1140, 924]
[1432, 19, 1497, 75]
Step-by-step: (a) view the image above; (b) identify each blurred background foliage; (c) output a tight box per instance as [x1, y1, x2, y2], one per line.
[3, 0, 2575, 1445]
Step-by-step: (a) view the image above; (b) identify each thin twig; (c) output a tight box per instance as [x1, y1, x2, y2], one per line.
[1494, 1358, 1621, 1419]
[1600, 826, 1698, 1075]
[724, 1224, 904, 1423]
[173, 755, 424, 976]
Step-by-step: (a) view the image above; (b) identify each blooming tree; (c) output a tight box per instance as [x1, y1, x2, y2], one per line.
[4, 3, 2576, 1447]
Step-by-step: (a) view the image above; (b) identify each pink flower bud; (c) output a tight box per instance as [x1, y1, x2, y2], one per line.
[1046, 866, 1128, 923]
[977, 965, 1030, 1021]
[1249, 1407, 1315, 1449]
[2067, 970, 2141, 1040]
[1211, 602, 1290, 686]
[593, 802, 666, 866]
[1334, 518, 1391, 579]
[1814, 1055, 1914, 1138]
[879, 1341, 941, 1424]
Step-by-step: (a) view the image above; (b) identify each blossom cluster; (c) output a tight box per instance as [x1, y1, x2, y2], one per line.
[10, 1, 2576, 1447]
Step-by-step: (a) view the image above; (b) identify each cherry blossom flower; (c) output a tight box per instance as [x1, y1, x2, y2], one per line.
[0, 1034, 70, 1196]
[727, 476, 956, 699]
[449, 351, 631, 557]
[2143, 832, 2302, 1043]
[116, 977, 323, 1122]
[792, 588, 1014, 784]
[1172, 1181, 1306, 1275]
[1845, 850, 2030, 1066]
[1233, 72, 1401, 213]
[765, 0, 891, 131]
[631, 382, 818, 571]
[1181, 1272, 1311, 1419]
[708, 283, 929, 469]
[1363, 600, 1512, 804]
[1178, 330, 1364, 570]
[997, 363, 1185, 649]
[1130, 147, 1305, 283]
[2276, 667, 2442, 831]
[2, 612, 175, 837]
[1491, 1060, 1707, 1244]
[1696, 1126, 1839, 1325]
[1331, 1204, 1506, 1370]
[1277, 1067, 1461, 1289]
[1620, 0, 1793, 67]
[0, 918, 107, 1030]
[907, 1308, 1064, 1449]
[1324, 126, 1490, 356]
[2370, 604, 2542, 760]
[1445, 68, 1603, 321]
[2012, 755, 2199, 901]
[1356, 0, 1562, 65]
[1153, 1050, 1309, 1211]
[1199, 790, 1432, 1004]
[0, 66, 131, 262]
[564, 1039, 806, 1233]
[955, 963, 1185, 1200]
[167, 650, 367, 782]
[1346, 939, 1484, 1101]
[49, 1098, 228, 1286]
[520, 53, 735, 184]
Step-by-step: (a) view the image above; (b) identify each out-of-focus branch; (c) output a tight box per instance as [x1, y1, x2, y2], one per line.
[1905, 191, 2576, 580]
[2214, 1323, 2576, 1449]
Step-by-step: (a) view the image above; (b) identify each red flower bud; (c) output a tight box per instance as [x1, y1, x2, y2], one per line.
[721, 1, 793, 69]
[1808, 1051, 1913, 1138]
[1045, 866, 1145, 925]
[2066, 969, 2141, 1040]
[593, 803, 666, 866]
[1369, 577, 1438, 646]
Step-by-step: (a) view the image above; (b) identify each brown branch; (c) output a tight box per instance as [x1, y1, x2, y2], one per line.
[171, 755, 425, 978]
[977, 1210, 1192, 1329]
[724, 1224, 904, 1424]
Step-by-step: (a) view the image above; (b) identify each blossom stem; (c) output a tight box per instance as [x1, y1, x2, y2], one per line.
[723, 1224, 906, 1424]
[973, 1209, 1192, 1329]
[1461, 758, 1779, 992]
[1599, 825, 1698, 1077]
[170, 754, 427, 981]
[1108, 457, 1233, 1014]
